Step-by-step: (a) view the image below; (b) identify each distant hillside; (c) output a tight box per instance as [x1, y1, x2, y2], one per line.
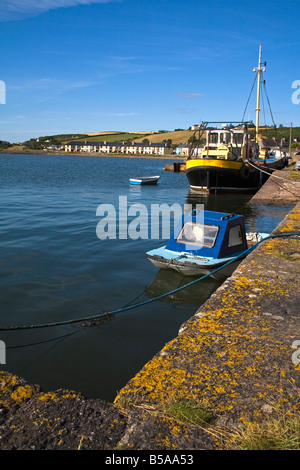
[250, 126, 300, 142]
[22, 134, 89, 150]
[70, 130, 195, 145]
[134, 129, 194, 145]
[4, 126, 299, 151]
[78, 132, 150, 143]
[0, 140, 13, 150]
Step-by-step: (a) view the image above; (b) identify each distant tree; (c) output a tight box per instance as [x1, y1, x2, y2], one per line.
[188, 136, 205, 145]
[23, 138, 43, 150]
[0, 140, 12, 150]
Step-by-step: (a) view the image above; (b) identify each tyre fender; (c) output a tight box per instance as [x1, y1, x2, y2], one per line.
[240, 164, 250, 179]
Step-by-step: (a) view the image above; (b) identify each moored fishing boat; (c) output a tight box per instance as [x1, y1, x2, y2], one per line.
[185, 123, 262, 193]
[146, 209, 268, 280]
[185, 45, 287, 193]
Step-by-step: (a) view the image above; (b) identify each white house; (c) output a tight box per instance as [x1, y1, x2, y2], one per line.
[175, 143, 203, 157]
[65, 141, 173, 155]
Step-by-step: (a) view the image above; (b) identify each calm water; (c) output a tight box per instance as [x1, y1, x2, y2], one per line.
[0, 154, 291, 400]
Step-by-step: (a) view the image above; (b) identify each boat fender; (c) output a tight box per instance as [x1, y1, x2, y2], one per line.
[240, 164, 250, 179]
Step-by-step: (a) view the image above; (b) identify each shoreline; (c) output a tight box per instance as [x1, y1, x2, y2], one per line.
[0, 149, 184, 161]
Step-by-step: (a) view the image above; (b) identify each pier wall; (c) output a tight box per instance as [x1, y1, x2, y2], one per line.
[0, 169, 299, 450]
[115, 199, 300, 424]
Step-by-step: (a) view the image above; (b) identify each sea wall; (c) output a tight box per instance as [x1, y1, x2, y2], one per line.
[0, 169, 299, 450]
[114, 198, 300, 434]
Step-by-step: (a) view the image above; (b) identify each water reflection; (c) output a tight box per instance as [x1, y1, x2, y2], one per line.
[186, 189, 253, 213]
[145, 269, 223, 306]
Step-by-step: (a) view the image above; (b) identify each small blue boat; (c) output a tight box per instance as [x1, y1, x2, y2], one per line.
[130, 175, 160, 185]
[146, 210, 268, 279]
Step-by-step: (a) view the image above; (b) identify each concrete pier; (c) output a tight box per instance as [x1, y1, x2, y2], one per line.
[115, 200, 300, 417]
[0, 170, 299, 450]
[250, 167, 300, 205]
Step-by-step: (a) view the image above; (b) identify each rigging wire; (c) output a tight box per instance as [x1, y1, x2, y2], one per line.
[262, 72, 276, 129]
[242, 74, 257, 123]
[261, 79, 266, 127]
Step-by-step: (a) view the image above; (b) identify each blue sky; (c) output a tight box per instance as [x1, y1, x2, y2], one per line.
[0, 0, 299, 142]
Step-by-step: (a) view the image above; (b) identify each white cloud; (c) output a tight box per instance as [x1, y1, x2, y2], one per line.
[9, 77, 96, 91]
[175, 91, 206, 99]
[109, 112, 138, 117]
[0, 0, 119, 21]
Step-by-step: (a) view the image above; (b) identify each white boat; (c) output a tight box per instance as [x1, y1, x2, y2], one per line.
[130, 175, 160, 185]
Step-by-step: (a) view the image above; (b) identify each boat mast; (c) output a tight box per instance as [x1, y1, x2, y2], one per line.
[254, 44, 265, 143]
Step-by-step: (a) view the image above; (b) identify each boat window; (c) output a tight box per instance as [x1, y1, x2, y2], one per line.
[204, 145, 218, 150]
[228, 225, 243, 247]
[220, 132, 231, 144]
[208, 133, 219, 144]
[176, 222, 219, 248]
[233, 133, 244, 145]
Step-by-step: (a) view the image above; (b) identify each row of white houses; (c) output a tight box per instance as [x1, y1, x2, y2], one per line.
[175, 143, 203, 156]
[65, 141, 174, 155]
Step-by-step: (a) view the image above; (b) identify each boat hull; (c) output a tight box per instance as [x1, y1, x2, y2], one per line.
[252, 156, 288, 172]
[130, 176, 160, 185]
[146, 252, 241, 280]
[146, 231, 268, 280]
[185, 159, 262, 193]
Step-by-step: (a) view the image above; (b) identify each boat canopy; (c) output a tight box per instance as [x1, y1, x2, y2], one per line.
[166, 210, 248, 259]
[207, 129, 246, 146]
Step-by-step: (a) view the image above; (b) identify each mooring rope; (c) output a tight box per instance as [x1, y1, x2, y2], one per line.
[0, 232, 299, 332]
[247, 160, 300, 200]
[247, 160, 300, 183]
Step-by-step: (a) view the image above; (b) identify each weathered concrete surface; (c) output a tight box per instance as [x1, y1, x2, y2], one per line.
[1, 196, 299, 450]
[0, 371, 217, 450]
[0, 376, 128, 450]
[250, 166, 300, 205]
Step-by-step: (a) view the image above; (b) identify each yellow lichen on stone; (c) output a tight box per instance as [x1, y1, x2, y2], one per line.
[38, 391, 78, 402]
[10, 385, 37, 402]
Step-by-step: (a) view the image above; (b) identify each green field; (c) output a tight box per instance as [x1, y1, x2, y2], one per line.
[75, 132, 150, 142]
